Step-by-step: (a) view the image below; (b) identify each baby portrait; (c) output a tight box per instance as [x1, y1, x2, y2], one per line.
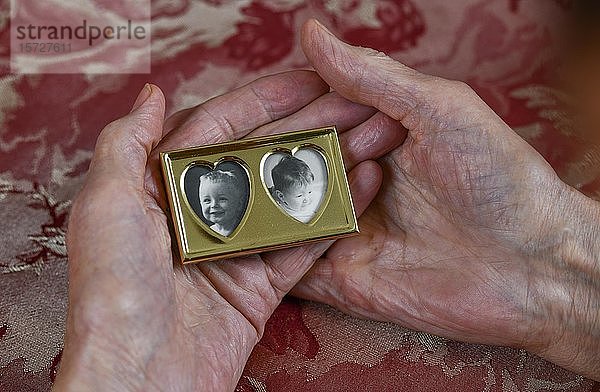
[263, 148, 328, 223]
[183, 161, 250, 237]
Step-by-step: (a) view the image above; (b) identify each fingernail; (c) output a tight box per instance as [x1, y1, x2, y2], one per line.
[130, 83, 153, 112]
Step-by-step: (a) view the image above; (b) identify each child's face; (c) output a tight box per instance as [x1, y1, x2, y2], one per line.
[279, 182, 313, 211]
[199, 180, 240, 227]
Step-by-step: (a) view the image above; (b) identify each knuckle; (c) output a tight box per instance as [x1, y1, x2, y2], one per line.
[360, 46, 388, 60]
[95, 118, 123, 152]
[446, 79, 477, 99]
[100, 117, 123, 138]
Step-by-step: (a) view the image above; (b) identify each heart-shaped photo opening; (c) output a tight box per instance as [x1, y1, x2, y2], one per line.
[262, 147, 328, 223]
[183, 160, 250, 239]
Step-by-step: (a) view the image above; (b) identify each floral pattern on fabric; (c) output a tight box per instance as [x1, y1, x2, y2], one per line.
[0, 0, 598, 390]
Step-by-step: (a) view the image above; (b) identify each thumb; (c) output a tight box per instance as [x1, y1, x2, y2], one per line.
[300, 19, 488, 133]
[88, 83, 166, 188]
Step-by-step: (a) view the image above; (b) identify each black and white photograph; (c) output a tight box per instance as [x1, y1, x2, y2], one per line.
[263, 148, 328, 223]
[183, 160, 250, 237]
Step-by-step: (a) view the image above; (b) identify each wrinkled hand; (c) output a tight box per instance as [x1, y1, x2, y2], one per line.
[54, 72, 405, 391]
[292, 20, 600, 380]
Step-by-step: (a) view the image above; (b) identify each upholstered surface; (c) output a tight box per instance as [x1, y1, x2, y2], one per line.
[1, 1, 599, 390]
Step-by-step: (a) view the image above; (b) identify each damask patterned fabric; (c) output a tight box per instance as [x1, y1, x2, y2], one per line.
[1, 0, 599, 391]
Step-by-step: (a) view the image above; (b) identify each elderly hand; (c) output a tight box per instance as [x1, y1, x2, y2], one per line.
[292, 20, 600, 381]
[53, 72, 405, 391]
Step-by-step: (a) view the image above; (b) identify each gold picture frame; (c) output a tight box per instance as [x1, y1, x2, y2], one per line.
[161, 126, 358, 264]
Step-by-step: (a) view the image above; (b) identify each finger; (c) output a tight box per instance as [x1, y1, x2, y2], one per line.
[261, 160, 383, 297]
[289, 214, 387, 305]
[300, 19, 489, 132]
[153, 70, 328, 153]
[163, 107, 195, 136]
[145, 70, 329, 201]
[249, 90, 406, 174]
[249, 91, 376, 137]
[89, 84, 166, 189]
[289, 247, 339, 303]
[339, 111, 408, 171]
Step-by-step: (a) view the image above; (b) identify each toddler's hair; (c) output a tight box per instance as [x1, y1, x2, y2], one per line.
[271, 156, 314, 193]
[200, 169, 239, 186]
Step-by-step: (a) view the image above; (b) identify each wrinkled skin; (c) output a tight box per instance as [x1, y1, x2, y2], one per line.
[292, 20, 600, 381]
[54, 71, 405, 391]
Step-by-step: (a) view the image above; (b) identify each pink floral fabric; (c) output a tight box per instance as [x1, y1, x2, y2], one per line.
[1, 0, 598, 391]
